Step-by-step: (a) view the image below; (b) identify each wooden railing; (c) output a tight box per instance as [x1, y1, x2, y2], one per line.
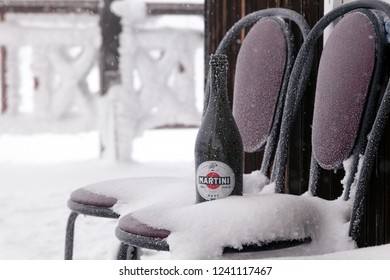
[0, 0, 100, 116]
[0, 0, 99, 14]
[146, 3, 203, 15]
[102, 1, 204, 161]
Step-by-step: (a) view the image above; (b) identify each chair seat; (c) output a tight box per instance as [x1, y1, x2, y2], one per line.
[70, 189, 117, 208]
[117, 193, 355, 259]
[119, 215, 171, 239]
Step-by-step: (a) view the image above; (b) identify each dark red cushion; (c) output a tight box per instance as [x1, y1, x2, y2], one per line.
[312, 12, 376, 169]
[233, 18, 287, 152]
[118, 214, 170, 239]
[70, 188, 117, 208]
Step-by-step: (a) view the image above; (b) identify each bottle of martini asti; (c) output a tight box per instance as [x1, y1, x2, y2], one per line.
[195, 54, 243, 203]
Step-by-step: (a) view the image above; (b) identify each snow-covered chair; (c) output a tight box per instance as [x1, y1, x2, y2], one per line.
[114, 1, 390, 259]
[64, 8, 310, 260]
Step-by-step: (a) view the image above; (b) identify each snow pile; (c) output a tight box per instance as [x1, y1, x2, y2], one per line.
[130, 193, 355, 259]
[243, 170, 270, 194]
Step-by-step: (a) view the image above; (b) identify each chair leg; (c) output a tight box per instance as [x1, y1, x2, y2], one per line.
[117, 243, 139, 260]
[65, 212, 79, 260]
[117, 242, 129, 260]
[128, 246, 139, 260]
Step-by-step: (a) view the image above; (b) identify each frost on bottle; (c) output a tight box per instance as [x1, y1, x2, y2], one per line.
[195, 54, 243, 203]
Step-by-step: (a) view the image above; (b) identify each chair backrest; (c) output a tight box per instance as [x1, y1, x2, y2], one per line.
[206, 8, 310, 178]
[269, 1, 390, 241]
[233, 17, 290, 154]
[310, 10, 385, 191]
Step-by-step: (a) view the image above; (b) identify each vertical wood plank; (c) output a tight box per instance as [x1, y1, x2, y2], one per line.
[0, 11, 6, 113]
[100, 0, 121, 95]
[0, 46, 5, 114]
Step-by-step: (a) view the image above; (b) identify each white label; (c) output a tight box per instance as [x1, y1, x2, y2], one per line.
[196, 161, 235, 200]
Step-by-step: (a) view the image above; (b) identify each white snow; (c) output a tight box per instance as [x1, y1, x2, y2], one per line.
[0, 128, 197, 259]
[130, 191, 355, 259]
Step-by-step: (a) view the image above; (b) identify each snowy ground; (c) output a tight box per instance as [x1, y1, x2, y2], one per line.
[0, 128, 196, 260]
[1, 128, 390, 260]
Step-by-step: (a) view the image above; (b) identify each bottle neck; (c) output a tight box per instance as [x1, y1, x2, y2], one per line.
[208, 55, 230, 113]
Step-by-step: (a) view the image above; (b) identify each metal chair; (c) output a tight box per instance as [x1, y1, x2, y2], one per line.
[64, 8, 310, 259]
[115, 1, 390, 259]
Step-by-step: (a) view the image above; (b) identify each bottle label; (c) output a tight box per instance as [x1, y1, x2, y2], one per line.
[196, 161, 235, 200]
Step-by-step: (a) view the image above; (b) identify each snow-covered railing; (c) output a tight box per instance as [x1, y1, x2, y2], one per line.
[101, 0, 204, 161]
[0, 0, 99, 13]
[0, 13, 100, 132]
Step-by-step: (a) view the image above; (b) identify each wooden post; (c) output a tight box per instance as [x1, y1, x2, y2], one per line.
[0, 11, 5, 114]
[99, 0, 121, 95]
[0, 46, 6, 114]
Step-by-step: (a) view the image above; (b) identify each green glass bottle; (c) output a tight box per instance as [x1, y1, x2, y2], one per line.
[194, 54, 243, 203]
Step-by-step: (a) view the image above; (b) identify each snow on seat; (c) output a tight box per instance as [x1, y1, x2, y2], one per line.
[69, 172, 267, 214]
[233, 18, 288, 152]
[69, 177, 195, 215]
[118, 194, 353, 259]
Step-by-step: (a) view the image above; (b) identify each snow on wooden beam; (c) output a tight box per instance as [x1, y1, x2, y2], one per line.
[0, 1, 204, 15]
[146, 3, 204, 15]
[0, 1, 99, 14]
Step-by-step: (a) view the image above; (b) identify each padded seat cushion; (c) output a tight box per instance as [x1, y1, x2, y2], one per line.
[118, 214, 170, 239]
[312, 12, 377, 169]
[70, 189, 117, 208]
[233, 18, 288, 152]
